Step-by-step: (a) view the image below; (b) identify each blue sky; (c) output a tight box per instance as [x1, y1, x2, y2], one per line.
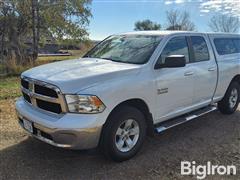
[88, 0, 240, 40]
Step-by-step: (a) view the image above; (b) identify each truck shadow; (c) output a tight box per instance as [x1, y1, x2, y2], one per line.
[1, 109, 240, 179]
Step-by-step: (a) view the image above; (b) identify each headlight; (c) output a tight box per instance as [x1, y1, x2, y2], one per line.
[65, 95, 106, 113]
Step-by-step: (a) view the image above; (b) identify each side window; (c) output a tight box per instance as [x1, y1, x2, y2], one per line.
[157, 36, 189, 65]
[191, 36, 209, 62]
[233, 39, 240, 53]
[214, 38, 238, 55]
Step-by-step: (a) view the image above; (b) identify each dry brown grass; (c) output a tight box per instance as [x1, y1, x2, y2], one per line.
[0, 99, 26, 148]
[0, 48, 90, 76]
[1, 56, 34, 76]
[0, 77, 21, 100]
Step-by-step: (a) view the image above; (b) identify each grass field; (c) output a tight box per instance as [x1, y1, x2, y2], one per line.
[0, 49, 87, 76]
[0, 77, 21, 100]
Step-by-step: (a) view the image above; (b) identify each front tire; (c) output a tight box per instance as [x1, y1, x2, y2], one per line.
[218, 81, 240, 114]
[100, 105, 147, 162]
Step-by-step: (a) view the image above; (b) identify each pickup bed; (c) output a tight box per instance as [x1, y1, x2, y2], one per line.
[16, 31, 240, 161]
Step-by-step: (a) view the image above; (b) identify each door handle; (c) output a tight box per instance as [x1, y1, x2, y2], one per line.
[208, 67, 216, 71]
[184, 71, 194, 76]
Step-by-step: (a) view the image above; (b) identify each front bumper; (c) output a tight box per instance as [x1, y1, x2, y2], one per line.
[15, 97, 104, 149]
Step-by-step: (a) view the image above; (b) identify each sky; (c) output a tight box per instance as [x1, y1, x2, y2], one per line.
[88, 0, 240, 40]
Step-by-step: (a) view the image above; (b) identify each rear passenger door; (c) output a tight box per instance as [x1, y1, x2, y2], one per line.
[189, 35, 218, 107]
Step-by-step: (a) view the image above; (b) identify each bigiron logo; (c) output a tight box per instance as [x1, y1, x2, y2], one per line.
[181, 161, 237, 179]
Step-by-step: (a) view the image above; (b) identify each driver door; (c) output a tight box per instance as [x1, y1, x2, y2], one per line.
[154, 36, 195, 122]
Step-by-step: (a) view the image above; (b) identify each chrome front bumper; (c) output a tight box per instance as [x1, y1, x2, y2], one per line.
[18, 114, 102, 149]
[16, 98, 104, 150]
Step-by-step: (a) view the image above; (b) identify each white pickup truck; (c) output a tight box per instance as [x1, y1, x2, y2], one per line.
[16, 31, 240, 161]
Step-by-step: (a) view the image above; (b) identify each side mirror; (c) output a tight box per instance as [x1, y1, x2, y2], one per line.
[155, 55, 186, 69]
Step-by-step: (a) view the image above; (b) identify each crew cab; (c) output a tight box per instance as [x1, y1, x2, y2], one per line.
[16, 31, 240, 161]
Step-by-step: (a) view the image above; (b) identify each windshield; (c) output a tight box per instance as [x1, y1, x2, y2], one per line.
[84, 35, 162, 64]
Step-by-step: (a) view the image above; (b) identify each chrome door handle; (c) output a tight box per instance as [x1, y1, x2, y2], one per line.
[208, 67, 216, 71]
[184, 71, 194, 76]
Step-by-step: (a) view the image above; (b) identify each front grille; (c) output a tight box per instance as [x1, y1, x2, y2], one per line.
[36, 99, 62, 114]
[34, 84, 58, 98]
[21, 77, 66, 114]
[22, 91, 31, 103]
[21, 79, 29, 89]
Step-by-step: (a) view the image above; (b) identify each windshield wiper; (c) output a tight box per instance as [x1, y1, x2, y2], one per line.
[83, 56, 138, 64]
[109, 59, 139, 64]
[94, 57, 129, 63]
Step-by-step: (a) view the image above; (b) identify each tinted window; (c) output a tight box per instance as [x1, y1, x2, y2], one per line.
[84, 35, 162, 64]
[191, 36, 209, 62]
[158, 36, 189, 65]
[214, 38, 238, 55]
[233, 39, 240, 53]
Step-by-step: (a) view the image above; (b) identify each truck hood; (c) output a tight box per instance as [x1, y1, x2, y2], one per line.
[22, 58, 141, 93]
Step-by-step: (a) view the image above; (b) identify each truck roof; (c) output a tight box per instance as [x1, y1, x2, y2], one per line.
[117, 31, 240, 37]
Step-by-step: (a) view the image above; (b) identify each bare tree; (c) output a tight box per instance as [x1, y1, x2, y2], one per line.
[166, 10, 195, 31]
[208, 15, 240, 33]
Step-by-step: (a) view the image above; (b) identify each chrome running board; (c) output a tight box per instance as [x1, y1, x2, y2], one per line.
[155, 105, 217, 133]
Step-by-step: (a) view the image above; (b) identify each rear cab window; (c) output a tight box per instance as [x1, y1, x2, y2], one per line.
[232, 39, 240, 53]
[214, 38, 239, 55]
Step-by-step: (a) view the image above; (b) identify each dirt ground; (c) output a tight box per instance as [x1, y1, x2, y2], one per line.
[0, 99, 239, 180]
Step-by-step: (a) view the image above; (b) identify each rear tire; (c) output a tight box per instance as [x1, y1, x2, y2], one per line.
[100, 105, 147, 162]
[218, 81, 240, 114]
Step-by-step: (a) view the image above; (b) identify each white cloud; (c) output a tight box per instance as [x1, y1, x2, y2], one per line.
[165, 1, 173, 5]
[164, 0, 188, 5]
[164, 0, 190, 5]
[200, 0, 240, 17]
[200, 9, 210, 13]
[163, 0, 240, 17]
[175, 0, 184, 4]
[223, 6, 232, 10]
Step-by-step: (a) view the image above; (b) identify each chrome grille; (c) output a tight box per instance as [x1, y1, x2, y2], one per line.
[21, 76, 67, 114]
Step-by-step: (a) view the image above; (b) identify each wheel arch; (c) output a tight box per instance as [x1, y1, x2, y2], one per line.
[231, 74, 240, 85]
[104, 98, 154, 136]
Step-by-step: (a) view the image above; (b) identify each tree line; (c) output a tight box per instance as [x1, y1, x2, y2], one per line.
[0, 0, 92, 64]
[134, 10, 240, 33]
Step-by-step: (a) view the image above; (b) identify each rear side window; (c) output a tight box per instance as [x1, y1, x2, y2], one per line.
[191, 36, 209, 62]
[214, 38, 238, 55]
[233, 39, 240, 53]
[158, 36, 190, 64]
